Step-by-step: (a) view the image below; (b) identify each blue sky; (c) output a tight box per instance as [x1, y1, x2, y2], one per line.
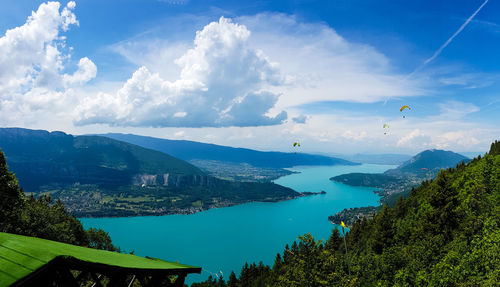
[0, 0, 498, 154]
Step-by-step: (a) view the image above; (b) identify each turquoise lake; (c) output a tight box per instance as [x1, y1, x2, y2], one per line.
[80, 163, 394, 284]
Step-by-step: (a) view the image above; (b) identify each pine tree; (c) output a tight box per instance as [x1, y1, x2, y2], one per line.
[216, 275, 225, 287]
[490, 140, 500, 156]
[326, 227, 343, 251]
[291, 241, 298, 254]
[0, 148, 24, 233]
[239, 263, 249, 287]
[227, 271, 238, 287]
[283, 244, 291, 263]
[272, 253, 282, 270]
[0, 148, 116, 250]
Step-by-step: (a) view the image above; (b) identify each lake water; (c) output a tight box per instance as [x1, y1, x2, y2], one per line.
[80, 164, 394, 284]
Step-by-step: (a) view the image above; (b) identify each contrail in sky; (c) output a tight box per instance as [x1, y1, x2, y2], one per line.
[409, 0, 489, 77]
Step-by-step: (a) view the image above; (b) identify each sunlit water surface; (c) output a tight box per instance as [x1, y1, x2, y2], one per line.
[81, 163, 395, 284]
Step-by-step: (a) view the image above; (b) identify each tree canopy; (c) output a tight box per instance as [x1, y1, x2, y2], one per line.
[0, 148, 117, 251]
[195, 141, 500, 286]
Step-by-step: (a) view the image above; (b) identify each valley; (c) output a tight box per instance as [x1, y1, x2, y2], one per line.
[188, 159, 294, 182]
[0, 128, 329, 217]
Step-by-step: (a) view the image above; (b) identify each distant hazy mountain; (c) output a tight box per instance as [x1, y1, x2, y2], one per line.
[330, 149, 472, 224]
[334, 153, 411, 165]
[101, 133, 357, 168]
[331, 149, 470, 199]
[0, 128, 301, 217]
[384, 149, 470, 176]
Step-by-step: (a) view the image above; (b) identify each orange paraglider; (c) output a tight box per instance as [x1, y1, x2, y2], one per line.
[400, 105, 410, 118]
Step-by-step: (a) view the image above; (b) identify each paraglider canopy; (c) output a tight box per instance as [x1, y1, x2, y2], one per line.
[400, 105, 410, 118]
[383, 124, 389, 135]
[400, 105, 410, 112]
[293, 142, 300, 147]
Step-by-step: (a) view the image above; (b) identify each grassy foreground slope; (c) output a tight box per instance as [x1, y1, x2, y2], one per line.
[194, 141, 500, 286]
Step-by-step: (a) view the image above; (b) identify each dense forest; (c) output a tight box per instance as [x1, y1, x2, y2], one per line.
[193, 141, 499, 286]
[0, 148, 116, 251]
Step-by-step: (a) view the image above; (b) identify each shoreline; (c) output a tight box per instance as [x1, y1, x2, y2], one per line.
[75, 191, 325, 219]
[328, 175, 422, 226]
[328, 180, 383, 226]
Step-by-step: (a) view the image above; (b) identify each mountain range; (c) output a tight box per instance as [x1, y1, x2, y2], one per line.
[331, 149, 470, 188]
[0, 128, 204, 192]
[0, 128, 303, 217]
[101, 133, 356, 168]
[329, 153, 411, 165]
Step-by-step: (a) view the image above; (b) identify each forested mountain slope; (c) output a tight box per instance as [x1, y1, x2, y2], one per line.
[0, 128, 301, 217]
[0, 128, 204, 192]
[0, 148, 116, 250]
[194, 141, 500, 286]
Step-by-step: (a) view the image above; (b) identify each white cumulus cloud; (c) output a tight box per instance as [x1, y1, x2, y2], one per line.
[63, 57, 97, 86]
[0, 1, 96, 124]
[75, 17, 287, 127]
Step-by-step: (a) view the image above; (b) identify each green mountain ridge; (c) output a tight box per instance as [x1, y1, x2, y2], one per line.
[0, 128, 301, 217]
[98, 133, 359, 183]
[0, 128, 205, 192]
[101, 133, 357, 168]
